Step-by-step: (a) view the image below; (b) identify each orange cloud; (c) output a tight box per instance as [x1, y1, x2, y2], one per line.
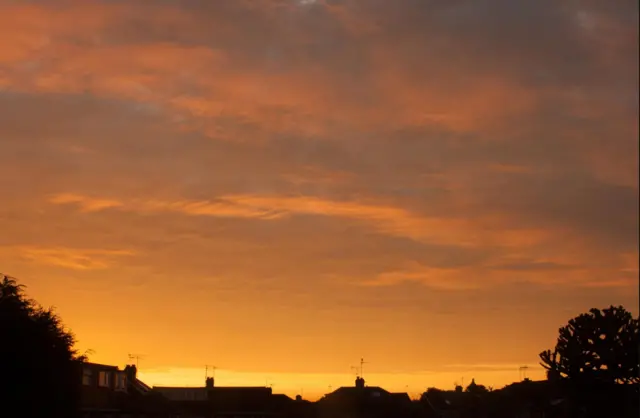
[45, 191, 635, 290]
[47, 191, 628, 260]
[48, 193, 285, 220]
[47, 192, 523, 248]
[360, 251, 637, 290]
[0, 246, 134, 270]
[50, 193, 123, 212]
[363, 265, 481, 290]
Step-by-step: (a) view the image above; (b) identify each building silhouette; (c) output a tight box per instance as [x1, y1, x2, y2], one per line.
[316, 376, 414, 418]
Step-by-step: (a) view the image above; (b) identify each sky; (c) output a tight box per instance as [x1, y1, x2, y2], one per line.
[0, 0, 638, 400]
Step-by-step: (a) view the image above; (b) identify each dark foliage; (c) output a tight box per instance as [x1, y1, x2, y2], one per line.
[539, 305, 639, 384]
[0, 274, 84, 418]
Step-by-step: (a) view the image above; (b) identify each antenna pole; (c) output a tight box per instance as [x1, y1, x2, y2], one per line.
[359, 358, 369, 379]
[128, 353, 144, 369]
[205, 365, 216, 379]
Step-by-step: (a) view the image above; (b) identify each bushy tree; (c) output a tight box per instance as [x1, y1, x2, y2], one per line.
[0, 274, 85, 417]
[420, 387, 445, 403]
[540, 305, 639, 384]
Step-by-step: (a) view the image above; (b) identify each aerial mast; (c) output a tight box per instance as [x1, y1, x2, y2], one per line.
[359, 358, 368, 380]
[205, 365, 216, 380]
[128, 353, 145, 369]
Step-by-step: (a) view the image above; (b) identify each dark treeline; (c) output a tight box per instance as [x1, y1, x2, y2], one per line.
[1, 274, 638, 418]
[0, 275, 85, 418]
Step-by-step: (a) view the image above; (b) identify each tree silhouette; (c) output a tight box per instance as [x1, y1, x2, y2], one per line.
[420, 387, 446, 404]
[539, 305, 639, 384]
[0, 274, 85, 417]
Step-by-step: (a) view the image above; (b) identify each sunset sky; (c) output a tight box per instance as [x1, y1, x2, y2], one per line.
[0, 0, 638, 400]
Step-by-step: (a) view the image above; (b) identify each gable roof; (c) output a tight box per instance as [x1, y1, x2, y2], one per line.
[331, 386, 391, 397]
[319, 385, 411, 408]
[80, 362, 120, 371]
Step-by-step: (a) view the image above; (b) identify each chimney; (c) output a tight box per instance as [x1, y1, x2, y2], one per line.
[355, 376, 365, 389]
[205, 377, 214, 389]
[124, 364, 137, 382]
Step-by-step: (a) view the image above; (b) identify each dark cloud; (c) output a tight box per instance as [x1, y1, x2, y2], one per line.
[474, 172, 639, 252]
[491, 260, 578, 272]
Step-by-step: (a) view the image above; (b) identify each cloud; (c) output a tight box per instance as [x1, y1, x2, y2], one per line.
[1, 0, 634, 140]
[0, 246, 134, 270]
[46, 192, 549, 249]
[362, 266, 481, 291]
[50, 194, 123, 212]
[360, 254, 632, 290]
[46, 191, 635, 290]
[48, 193, 285, 220]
